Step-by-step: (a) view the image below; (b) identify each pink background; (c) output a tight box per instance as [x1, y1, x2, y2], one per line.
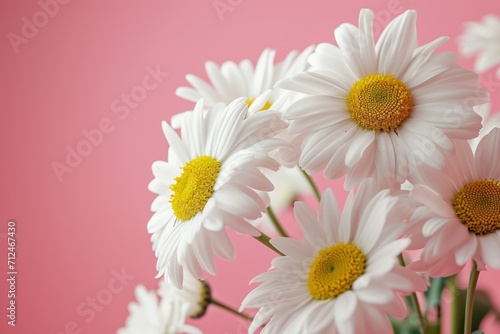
[2, 0, 500, 333]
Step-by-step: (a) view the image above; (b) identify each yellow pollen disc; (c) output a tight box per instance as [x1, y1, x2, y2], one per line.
[245, 98, 272, 112]
[346, 73, 413, 133]
[170, 156, 221, 221]
[452, 179, 500, 235]
[307, 242, 366, 301]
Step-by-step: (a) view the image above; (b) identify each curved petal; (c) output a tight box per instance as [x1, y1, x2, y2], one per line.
[376, 10, 417, 78]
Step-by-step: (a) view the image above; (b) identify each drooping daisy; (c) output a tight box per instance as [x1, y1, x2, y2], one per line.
[158, 273, 211, 319]
[173, 46, 314, 126]
[458, 14, 500, 78]
[410, 129, 500, 277]
[241, 180, 426, 334]
[148, 98, 287, 288]
[117, 285, 201, 334]
[278, 9, 487, 189]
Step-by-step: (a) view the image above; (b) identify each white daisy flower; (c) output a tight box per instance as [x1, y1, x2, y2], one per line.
[148, 98, 287, 288]
[458, 14, 500, 78]
[173, 46, 314, 127]
[410, 129, 500, 276]
[278, 9, 487, 189]
[469, 102, 500, 151]
[251, 166, 312, 234]
[117, 285, 201, 334]
[241, 180, 426, 334]
[158, 273, 211, 319]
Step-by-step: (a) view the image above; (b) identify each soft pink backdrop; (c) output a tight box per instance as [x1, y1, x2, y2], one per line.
[2, 0, 500, 333]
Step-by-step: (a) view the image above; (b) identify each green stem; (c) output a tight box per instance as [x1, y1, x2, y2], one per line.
[254, 232, 284, 256]
[464, 262, 480, 334]
[300, 168, 321, 201]
[267, 207, 289, 237]
[449, 275, 461, 334]
[211, 298, 253, 322]
[398, 254, 427, 334]
[411, 292, 427, 334]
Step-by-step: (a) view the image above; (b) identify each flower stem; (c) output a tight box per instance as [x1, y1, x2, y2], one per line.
[411, 290, 427, 334]
[267, 206, 289, 237]
[398, 254, 427, 334]
[449, 275, 461, 334]
[211, 298, 253, 322]
[300, 168, 321, 201]
[254, 232, 284, 256]
[464, 261, 480, 334]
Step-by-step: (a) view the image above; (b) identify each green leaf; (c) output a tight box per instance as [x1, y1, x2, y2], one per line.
[390, 314, 442, 334]
[390, 316, 422, 334]
[426, 277, 446, 310]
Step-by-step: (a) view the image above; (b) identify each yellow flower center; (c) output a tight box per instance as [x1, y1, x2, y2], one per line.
[170, 156, 221, 221]
[346, 73, 413, 133]
[452, 179, 500, 235]
[245, 98, 272, 111]
[307, 242, 366, 300]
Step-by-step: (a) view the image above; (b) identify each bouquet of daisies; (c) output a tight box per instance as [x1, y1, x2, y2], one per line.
[119, 9, 500, 334]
